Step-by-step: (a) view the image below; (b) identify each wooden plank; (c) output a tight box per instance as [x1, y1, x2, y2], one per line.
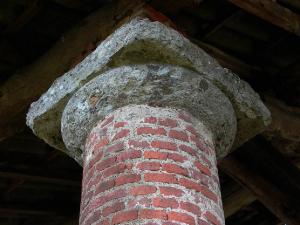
[0, 206, 62, 217]
[219, 139, 300, 225]
[223, 188, 256, 218]
[62, 218, 79, 225]
[226, 0, 300, 36]
[0, 0, 145, 142]
[3, 0, 42, 34]
[193, 39, 262, 80]
[0, 171, 80, 186]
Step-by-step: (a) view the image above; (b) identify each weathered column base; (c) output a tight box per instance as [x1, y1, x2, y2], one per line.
[80, 105, 224, 225]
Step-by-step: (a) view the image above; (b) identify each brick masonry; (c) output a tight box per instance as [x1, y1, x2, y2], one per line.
[80, 105, 224, 225]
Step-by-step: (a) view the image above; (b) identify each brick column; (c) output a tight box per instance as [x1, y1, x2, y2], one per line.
[80, 105, 223, 225]
[26, 17, 270, 225]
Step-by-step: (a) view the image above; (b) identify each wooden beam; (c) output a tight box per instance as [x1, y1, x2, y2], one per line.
[51, 0, 98, 12]
[264, 96, 300, 143]
[219, 139, 300, 225]
[0, 206, 63, 217]
[0, 0, 145, 142]
[223, 188, 256, 218]
[0, 202, 78, 218]
[62, 217, 79, 225]
[0, 171, 80, 186]
[226, 0, 300, 36]
[3, 0, 42, 34]
[193, 39, 262, 80]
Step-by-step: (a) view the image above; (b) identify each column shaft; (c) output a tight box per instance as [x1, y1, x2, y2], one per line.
[80, 105, 224, 225]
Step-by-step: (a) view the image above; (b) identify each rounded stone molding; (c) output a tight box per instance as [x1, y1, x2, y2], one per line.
[61, 64, 237, 163]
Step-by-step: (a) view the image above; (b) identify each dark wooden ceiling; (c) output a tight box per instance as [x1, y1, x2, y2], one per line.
[0, 0, 299, 225]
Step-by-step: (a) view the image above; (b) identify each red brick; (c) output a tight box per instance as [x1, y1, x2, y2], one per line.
[178, 178, 202, 192]
[112, 210, 138, 224]
[144, 173, 178, 184]
[128, 198, 151, 208]
[151, 140, 177, 151]
[102, 201, 125, 217]
[190, 135, 209, 154]
[90, 188, 127, 210]
[190, 169, 209, 187]
[162, 163, 188, 176]
[103, 163, 127, 178]
[201, 155, 212, 168]
[130, 185, 157, 196]
[168, 152, 187, 163]
[114, 121, 128, 128]
[198, 219, 210, 225]
[178, 111, 193, 123]
[92, 137, 109, 153]
[144, 151, 167, 160]
[136, 161, 161, 171]
[179, 144, 198, 157]
[185, 125, 199, 137]
[144, 116, 157, 124]
[203, 211, 222, 225]
[96, 157, 116, 171]
[180, 202, 201, 215]
[83, 166, 95, 185]
[85, 209, 102, 225]
[95, 179, 115, 195]
[101, 115, 114, 127]
[163, 222, 180, 225]
[195, 161, 211, 176]
[128, 140, 150, 148]
[89, 150, 104, 167]
[140, 209, 167, 220]
[112, 129, 130, 141]
[169, 130, 189, 142]
[159, 186, 183, 197]
[115, 174, 141, 186]
[82, 190, 94, 208]
[95, 219, 110, 225]
[107, 142, 124, 153]
[137, 127, 166, 136]
[168, 211, 195, 225]
[200, 186, 218, 203]
[153, 197, 179, 209]
[117, 150, 142, 161]
[88, 173, 102, 190]
[105, 188, 127, 202]
[162, 222, 180, 225]
[158, 118, 178, 128]
[88, 196, 106, 211]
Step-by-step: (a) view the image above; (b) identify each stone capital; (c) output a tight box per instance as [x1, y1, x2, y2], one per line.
[27, 17, 271, 164]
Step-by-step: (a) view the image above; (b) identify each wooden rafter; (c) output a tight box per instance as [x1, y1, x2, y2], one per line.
[226, 0, 300, 36]
[0, 171, 80, 186]
[219, 139, 300, 225]
[0, 0, 145, 142]
[223, 188, 256, 218]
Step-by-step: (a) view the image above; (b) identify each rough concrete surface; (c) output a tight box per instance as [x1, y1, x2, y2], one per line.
[26, 18, 271, 162]
[62, 65, 236, 163]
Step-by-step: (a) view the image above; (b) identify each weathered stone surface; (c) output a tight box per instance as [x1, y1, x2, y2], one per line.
[61, 64, 236, 163]
[26, 18, 271, 162]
